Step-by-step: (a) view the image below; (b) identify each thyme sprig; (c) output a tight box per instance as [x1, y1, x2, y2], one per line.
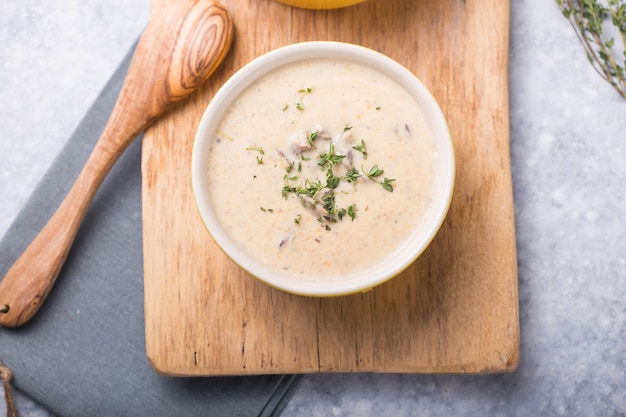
[296, 86, 314, 111]
[246, 146, 265, 164]
[248, 126, 396, 231]
[362, 164, 395, 192]
[279, 138, 394, 229]
[352, 139, 368, 160]
[557, 0, 626, 98]
[318, 142, 346, 169]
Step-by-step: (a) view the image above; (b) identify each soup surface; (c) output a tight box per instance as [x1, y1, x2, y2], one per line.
[205, 58, 438, 281]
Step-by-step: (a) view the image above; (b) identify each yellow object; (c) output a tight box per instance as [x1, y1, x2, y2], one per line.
[273, 0, 366, 9]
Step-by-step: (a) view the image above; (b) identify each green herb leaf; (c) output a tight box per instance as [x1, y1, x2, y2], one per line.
[344, 168, 361, 183]
[300, 178, 322, 197]
[325, 169, 341, 189]
[308, 130, 319, 148]
[352, 139, 368, 160]
[217, 130, 235, 141]
[320, 190, 337, 214]
[295, 87, 314, 111]
[282, 185, 296, 199]
[347, 204, 357, 221]
[246, 147, 264, 154]
[365, 165, 384, 179]
[381, 177, 396, 192]
[319, 143, 346, 169]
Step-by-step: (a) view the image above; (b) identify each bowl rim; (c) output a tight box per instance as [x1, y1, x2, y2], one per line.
[191, 41, 455, 297]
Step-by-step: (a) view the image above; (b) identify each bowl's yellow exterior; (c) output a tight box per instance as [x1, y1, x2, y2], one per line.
[273, 0, 365, 9]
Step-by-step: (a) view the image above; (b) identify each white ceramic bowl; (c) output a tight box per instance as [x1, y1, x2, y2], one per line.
[192, 41, 455, 296]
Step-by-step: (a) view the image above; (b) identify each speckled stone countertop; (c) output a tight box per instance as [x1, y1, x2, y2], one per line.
[2, 0, 626, 416]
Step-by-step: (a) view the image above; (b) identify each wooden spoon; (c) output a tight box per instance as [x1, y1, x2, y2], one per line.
[0, 0, 233, 328]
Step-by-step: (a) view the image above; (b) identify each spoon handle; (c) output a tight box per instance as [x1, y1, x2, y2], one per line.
[0, 0, 233, 328]
[0, 137, 122, 327]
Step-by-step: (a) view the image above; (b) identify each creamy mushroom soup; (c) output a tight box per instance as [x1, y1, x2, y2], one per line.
[205, 58, 438, 281]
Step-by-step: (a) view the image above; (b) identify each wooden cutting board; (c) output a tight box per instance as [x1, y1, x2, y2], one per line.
[142, 0, 519, 376]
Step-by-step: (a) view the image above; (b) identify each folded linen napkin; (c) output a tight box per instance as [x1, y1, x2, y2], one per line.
[0, 42, 300, 417]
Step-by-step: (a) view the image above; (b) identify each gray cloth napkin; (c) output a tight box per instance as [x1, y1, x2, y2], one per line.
[0, 42, 300, 417]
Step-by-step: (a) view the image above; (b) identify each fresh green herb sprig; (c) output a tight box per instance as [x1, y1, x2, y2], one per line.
[556, 0, 626, 99]
[279, 138, 395, 230]
[296, 86, 314, 111]
[308, 130, 319, 148]
[318, 143, 346, 170]
[352, 139, 368, 160]
[246, 146, 265, 164]
[344, 168, 361, 183]
[363, 165, 395, 192]
[381, 178, 396, 192]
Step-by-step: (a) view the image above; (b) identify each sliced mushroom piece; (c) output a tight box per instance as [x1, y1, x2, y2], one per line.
[289, 129, 313, 155]
[278, 231, 296, 248]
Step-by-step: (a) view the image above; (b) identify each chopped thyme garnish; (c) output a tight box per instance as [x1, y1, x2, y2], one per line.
[363, 164, 395, 191]
[318, 142, 346, 170]
[325, 168, 341, 189]
[295, 86, 314, 111]
[308, 130, 319, 148]
[260, 207, 274, 213]
[246, 146, 264, 154]
[352, 139, 367, 160]
[344, 168, 361, 183]
[282, 185, 296, 199]
[347, 204, 357, 221]
[316, 216, 332, 231]
[364, 165, 384, 179]
[217, 130, 235, 141]
[320, 189, 337, 214]
[282, 104, 289, 111]
[246, 147, 265, 164]
[301, 178, 322, 197]
[271, 125, 396, 230]
[381, 178, 395, 192]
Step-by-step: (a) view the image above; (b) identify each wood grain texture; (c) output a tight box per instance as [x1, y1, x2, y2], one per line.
[0, 0, 232, 328]
[143, 0, 519, 376]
